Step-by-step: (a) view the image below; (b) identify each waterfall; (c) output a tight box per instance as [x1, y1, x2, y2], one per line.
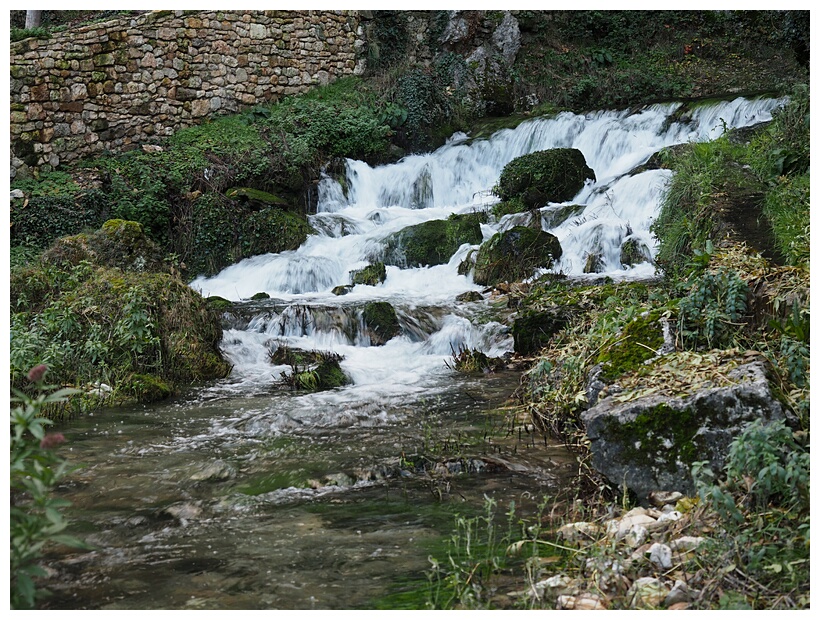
[190, 96, 785, 397]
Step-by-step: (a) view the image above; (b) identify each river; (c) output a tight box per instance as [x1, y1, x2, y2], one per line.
[40, 96, 784, 609]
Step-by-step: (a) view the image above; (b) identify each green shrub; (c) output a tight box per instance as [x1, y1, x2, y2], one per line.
[11, 367, 88, 609]
[677, 267, 748, 350]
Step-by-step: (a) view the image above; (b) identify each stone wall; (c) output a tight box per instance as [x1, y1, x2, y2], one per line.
[10, 10, 366, 178]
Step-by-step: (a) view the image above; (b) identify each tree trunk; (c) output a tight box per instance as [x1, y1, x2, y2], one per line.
[25, 11, 42, 29]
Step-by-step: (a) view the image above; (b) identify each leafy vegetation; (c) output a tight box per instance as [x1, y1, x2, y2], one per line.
[11, 367, 89, 609]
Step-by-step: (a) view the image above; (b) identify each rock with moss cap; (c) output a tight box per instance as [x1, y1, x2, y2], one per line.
[494, 148, 595, 209]
[383, 213, 484, 268]
[473, 226, 562, 286]
[581, 356, 789, 501]
[362, 301, 401, 345]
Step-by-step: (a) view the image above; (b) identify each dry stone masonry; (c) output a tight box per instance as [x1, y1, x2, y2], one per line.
[10, 10, 367, 177]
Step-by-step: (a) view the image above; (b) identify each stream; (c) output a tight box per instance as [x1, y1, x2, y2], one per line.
[40, 96, 784, 609]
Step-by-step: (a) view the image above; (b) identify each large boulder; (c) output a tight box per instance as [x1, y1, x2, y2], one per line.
[383, 213, 484, 268]
[495, 148, 595, 209]
[581, 355, 789, 501]
[473, 226, 562, 286]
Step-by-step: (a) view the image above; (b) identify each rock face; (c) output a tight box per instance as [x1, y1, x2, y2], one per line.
[383, 213, 483, 268]
[473, 226, 562, 286]
[581, 361, 788, 500]
[495, 148, 596, 209]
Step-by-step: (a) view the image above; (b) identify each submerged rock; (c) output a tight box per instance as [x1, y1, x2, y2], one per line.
[582, 359, 788, 501]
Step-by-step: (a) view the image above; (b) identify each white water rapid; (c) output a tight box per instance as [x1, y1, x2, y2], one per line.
[190, 96, 785, 408]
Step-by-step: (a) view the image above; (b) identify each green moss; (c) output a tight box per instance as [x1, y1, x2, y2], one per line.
[225, 186, 290, 208]
[606, 402, 701, 472]
[362, 301, 401, 345]
[383, 213, 483, 268]
[351, 261, 387, 286]
[206, 296, 233, 311]
[250, 291, 270, 300]
[473, 226, 562, 286]
[597, 310, 665, 382]
[121, 373, 173, 402]
[494, 148, 595, 208]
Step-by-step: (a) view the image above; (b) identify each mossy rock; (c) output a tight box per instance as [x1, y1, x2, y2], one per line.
[189, 196, 314, 277]
[456, 291, 483, 302]
[584, 252, 605, 274]
[251, 291, 270, 300]
[383, 213, 484, 268]
[473, 226, 562, 286]
[42, 219, 167, 272]
[332, 285, 353, 296]
[206, 295, 234, 312]
[289, 355, 350, 391]
[120, 373, 173, 402]
[511, 306, 571, 355]
[225, 186, 291, 209]
[597, 310, 665, 382]
[620, 237, 653, 267]
[350, 261, 387, 286]
[494, 148, 596, 209]
[541, 203, 587, 229]
[362, 301, 401, 345]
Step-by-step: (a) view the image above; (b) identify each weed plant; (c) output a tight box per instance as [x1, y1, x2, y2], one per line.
[10, 366, 89, 609]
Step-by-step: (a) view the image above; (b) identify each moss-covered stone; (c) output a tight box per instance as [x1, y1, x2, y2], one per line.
[10, 224, 231, 404]
[350, 261, 386, 286]
[494, 148, 595, 209]
[225, 186, 291, 209]
[620, 237, 653, 267]
[43, 218, 167, 272]
[121, 373, 173, 403]
[250, 291, 270, 300]
[473, 226, 562, 286]
[205, 295, 233, 312]
[362, 301, 401, 345]
[383, 213, 484, 268]
[511, 306, 571, 355]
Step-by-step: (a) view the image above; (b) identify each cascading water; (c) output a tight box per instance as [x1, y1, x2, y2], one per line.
[43, 97, 786, 610]
[190, 96, 784, 400]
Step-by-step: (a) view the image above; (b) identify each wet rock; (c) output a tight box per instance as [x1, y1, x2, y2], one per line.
[620, 237, 653, 267]
[350, 261, 386, 286]
[162, 502, 203, 522]
[583, 252, 605, 274]
[362, 301, 401, 345]
[581, 360, 787, 501]
[382, 213, 483, 268]
[332, 285, 353, 296]
[190, 459, 237, 482]
[474, 225, 562, 287]
[495, 148, 596, 209]
[456, 290, 483, 302]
